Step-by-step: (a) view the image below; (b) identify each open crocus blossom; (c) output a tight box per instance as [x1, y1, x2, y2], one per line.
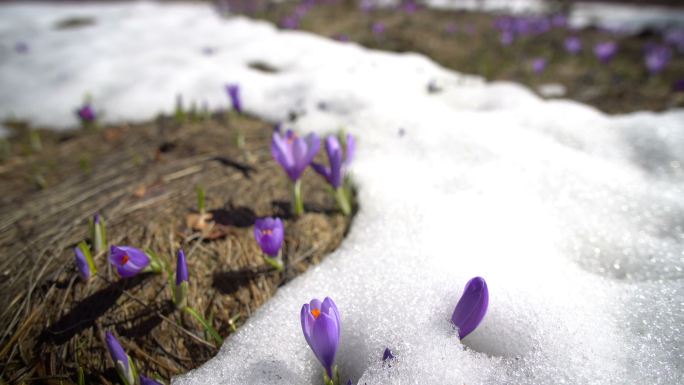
[225, 84, 242, 114]
[109, 245, 150, 278]
[254, 217, 284, 270]
[175, 249, 189, 309]
[301, 297, 341, 384]
[271, 130, 320, 215]
[106, 332, 137, 385]
[451, 277, 489, 340]
[312, 134, 354, 215]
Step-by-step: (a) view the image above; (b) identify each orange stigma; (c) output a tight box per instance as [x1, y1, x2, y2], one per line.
[262, 229, 273, 236]
[122, 254, 129, 264]
[311, 308, 321, 319]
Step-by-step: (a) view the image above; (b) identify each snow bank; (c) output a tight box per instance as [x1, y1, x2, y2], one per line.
[0, 2, 682, 384]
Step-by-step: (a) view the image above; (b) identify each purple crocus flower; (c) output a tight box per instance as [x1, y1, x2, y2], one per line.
[311, 135, 353, 189]
[372, 22, 385, 36]
[74, 246, 91, 281]
[77, 103, 96, 122]
[254, 217, 284, 257]
[176, 249, 188, 286]
[225, 84, 242, 114]
[281, 16, 300, 30]
[564, 36, 582, 54]
[500, 31, 514, 46]
[271, 130, 320, 182]
[594, 41, 618, 63]
[109, 245, 150, 278]
[451, 277, 488, 339]
[532, 57, 547, 74]
[140, 376, 164, 385]
[106, 332, 135, 385]
[445, 22, 458, 35]
[301, 297, 340, 379]
[644, 44, 672, 74]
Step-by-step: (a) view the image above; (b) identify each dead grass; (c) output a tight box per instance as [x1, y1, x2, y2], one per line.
[0, 112, 354, 384]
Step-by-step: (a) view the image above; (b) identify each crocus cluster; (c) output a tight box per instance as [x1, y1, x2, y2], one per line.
[254, 217, 285, 270]
[272, 129, 320, 215]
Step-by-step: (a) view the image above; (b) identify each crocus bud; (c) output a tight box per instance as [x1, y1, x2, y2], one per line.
[301, 297, 340, 380]
[175, 249, 189, 309]
[225, 84, 242, 114]
[140, 376, 163, 385]
[105, 332, 136, 385]
[451, 277, 489, 339]
[109, 246, 151, 278]
[74, 246, 91, 281]
[90, 213, 107, 255]
[312, 135, 354, 215]
[77, 104, 96, 122]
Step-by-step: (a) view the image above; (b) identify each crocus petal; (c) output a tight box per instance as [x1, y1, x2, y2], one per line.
[301, 303, 314, 346]
[344, 134, 355, 166]
[176, 249, 188, 286]
[321, 296, 340, 338]
[105, 332, 129, 371]
[451, 277, 489, 339]
[140, 376, 164, 385]
[311, 162, 332, 183]
[271, 132, 295, 173]
[74, 247, 90, 280]
[291, 136, 309, 180]
[303, 133, 321, 167]
[311, 312, 339, 378]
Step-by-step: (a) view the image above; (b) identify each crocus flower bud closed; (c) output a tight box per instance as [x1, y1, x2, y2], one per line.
[301, 297, 340, 379]
[225, 84, 242, 114]
[451, 277, 489, 339]
[106, 332, 136, 385]
[77, 104, 96, 122]
[271, 130, 320, 182]
[74, 246, 91, 281]
[109, 245, 150, 278]
[254, 217, 284, 257]
[175, 249, 189, 309]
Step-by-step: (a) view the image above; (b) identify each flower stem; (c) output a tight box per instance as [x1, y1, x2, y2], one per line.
[263, 255, 284, 271]
[184, 306, 224, 346]
[334, 187, 351, 215]
[292, 179, 304, 216]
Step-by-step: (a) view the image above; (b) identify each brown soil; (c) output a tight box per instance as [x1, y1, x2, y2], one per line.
[242, 1, 684, 114]
[0, 112, 354, 384]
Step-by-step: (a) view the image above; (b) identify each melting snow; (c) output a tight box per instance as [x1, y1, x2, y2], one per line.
[0, 2, 682, 385]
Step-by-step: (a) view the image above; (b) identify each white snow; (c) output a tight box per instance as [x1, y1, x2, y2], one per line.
[0, 2, 682, 385]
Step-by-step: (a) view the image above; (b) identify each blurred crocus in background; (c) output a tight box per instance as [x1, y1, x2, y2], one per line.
[175, 249, 189, 309]
[372, 22, 385, 36]
[594, 41, 618, 63]
[106, 332, 137, 385]
[76, 101, 96, 127]
[531, 57, 547, 74]
[271, 129, 320, 215]
[451, 277, 489, 339]
[225, 84, 242, 114]
[500, 31, 514, 46]
[312, 134, 354, 215]
[644, 44, 672, 74]
[564, 36, 582, 54]
[301, 297, 340, 383]
[109, 245, 151, 278]
[253, 217, 285, 270]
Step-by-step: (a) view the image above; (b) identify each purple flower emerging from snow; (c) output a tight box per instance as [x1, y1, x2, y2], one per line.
[106, 332, 135, 385]
[109, 245, 150, 278]
[382, 347, 395, 361]
[77, 104, 96, 122]
[271, 130, 320, 182]
[312, 135, 354, 190]
[644, 44, 672, 74]
[594, 41, 618, 63]
[564, 36, 582, 54]
[225, 84, 242, 114]
[451, 277, 489, 339]
[140, 376, 164, 385]
[301, 297, 340, 379]
[253, 217, 284, 257]
[532, 57, 547, 74]
[74, 246, 91, 281]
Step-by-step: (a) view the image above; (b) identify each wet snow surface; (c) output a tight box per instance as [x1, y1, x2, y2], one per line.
[0, 2, 682, 385]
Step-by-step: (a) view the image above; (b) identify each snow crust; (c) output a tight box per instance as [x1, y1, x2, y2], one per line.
[0, 2, 682, 385]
